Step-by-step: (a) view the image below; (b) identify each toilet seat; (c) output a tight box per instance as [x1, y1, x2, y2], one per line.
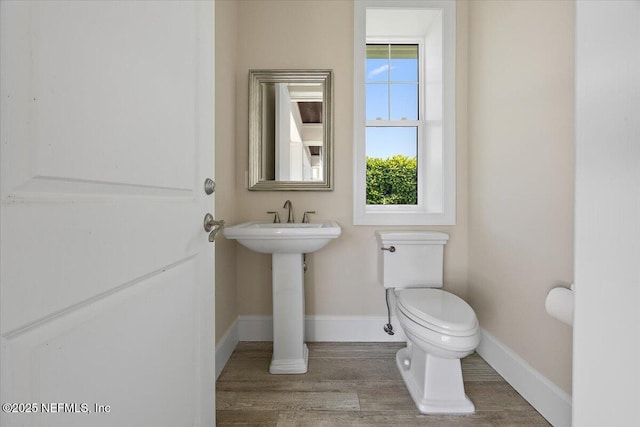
[396, 289, 478, 337]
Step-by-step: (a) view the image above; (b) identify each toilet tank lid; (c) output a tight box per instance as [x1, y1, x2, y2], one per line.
[375, 231, 449, 244]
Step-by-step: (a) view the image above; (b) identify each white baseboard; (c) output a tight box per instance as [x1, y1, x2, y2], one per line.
[476, 329, 572, 427]
[238, 315, 407, 342]
[215, 318, 239, 379]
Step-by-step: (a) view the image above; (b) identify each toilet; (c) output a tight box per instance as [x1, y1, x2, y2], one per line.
[376, 231, 480, 414]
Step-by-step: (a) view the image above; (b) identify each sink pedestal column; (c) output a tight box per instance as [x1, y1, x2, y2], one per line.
[270, 253, 308, 374]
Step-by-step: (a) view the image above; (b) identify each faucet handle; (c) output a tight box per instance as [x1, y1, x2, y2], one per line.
[302, 211, 316, 223]
[266, 211, 281, 223]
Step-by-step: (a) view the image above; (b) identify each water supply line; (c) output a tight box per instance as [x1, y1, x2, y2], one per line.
[383, 288, 394, 335]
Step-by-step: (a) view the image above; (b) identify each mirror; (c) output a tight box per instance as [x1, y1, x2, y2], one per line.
[249, 70, 333, 190]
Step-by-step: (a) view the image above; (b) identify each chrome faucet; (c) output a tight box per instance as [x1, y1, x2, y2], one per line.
[283, 200, 294, 223]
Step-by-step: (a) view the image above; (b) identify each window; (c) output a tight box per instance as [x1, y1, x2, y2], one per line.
[366, 43, 420, 205]
[353, 1, 456, 225]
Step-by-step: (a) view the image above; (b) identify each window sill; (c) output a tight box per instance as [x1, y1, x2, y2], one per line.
[353, 209, 456, 226]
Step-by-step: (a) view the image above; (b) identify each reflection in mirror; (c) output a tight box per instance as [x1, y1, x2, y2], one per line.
[261, 83, 323, 181]
[249, 70, 333, 191]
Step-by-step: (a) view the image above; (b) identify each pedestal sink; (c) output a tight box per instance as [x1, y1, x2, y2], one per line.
[223, 220, 341, 374]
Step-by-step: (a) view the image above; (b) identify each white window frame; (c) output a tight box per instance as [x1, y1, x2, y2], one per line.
[353, 0, 456, 225]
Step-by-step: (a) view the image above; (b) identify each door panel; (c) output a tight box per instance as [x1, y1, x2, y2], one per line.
[29, 2, 197, 191]
[1, 2, 215, 426]
[1, 1, 199, 195]
[2, 204, 199, 333]
[573, 1, 639, 425]
[8, 260, 199, 426]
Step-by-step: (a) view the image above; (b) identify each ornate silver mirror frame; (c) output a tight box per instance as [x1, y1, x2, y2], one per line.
[248, 69, 333, 191]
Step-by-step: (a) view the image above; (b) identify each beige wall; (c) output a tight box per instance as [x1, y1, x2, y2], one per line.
[214, 0, 239, 342]
[467, 0, 575, 393]
[232, 0, 470, 318]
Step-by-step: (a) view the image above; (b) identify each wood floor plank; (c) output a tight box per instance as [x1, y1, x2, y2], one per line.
[307, 342, 404, 359]
[275, 410, 497, 427]
[462, 353, 505, 382]
[216, 410, 280, 426]
[465, 382, 541, 412]
[217, 390, 360, 411]
[217, 380, 359, 393]
[356, 380, 417, 411]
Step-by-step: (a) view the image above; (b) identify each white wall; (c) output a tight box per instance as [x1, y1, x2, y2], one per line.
[573, 1, 640, 425]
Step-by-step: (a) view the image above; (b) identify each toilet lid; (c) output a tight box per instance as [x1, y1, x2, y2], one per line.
[396, 289, 478, 336]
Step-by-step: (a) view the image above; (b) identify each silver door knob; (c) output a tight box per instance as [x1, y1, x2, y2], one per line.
[204, 178, 216, 195]
[203, 213, 225, 242]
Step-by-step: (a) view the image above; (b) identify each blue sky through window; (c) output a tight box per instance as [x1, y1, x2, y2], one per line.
[366, 127, 417, 159]
[366, 44, 418, 159]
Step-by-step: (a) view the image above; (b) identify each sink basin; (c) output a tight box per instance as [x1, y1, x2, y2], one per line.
[223, 220, 341, 254]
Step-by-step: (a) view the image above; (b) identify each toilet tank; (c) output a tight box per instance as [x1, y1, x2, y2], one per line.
[375, 231, 449, 288]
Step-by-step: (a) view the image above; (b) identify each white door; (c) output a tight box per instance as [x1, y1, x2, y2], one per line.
[0, 2, 215, 426]
[573, 1, 639, 426]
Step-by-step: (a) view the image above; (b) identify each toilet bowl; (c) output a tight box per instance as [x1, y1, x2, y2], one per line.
[376, 231, 480, 414]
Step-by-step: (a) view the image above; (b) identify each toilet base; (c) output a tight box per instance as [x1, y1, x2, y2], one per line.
[396, 343, 475, 414]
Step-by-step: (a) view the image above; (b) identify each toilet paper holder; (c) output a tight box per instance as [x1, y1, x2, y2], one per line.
[545, 284, 574, 327]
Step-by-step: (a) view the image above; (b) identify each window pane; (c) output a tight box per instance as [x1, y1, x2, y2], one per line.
[366, 83, 388, 120]
[366, 127, 418, 205]
[366, 45, 389, 82]
[390, 84, 418, 120]
[390, 45, 418, 82]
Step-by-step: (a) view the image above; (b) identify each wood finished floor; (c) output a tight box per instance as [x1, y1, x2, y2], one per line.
[216, 342, 550, 426]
